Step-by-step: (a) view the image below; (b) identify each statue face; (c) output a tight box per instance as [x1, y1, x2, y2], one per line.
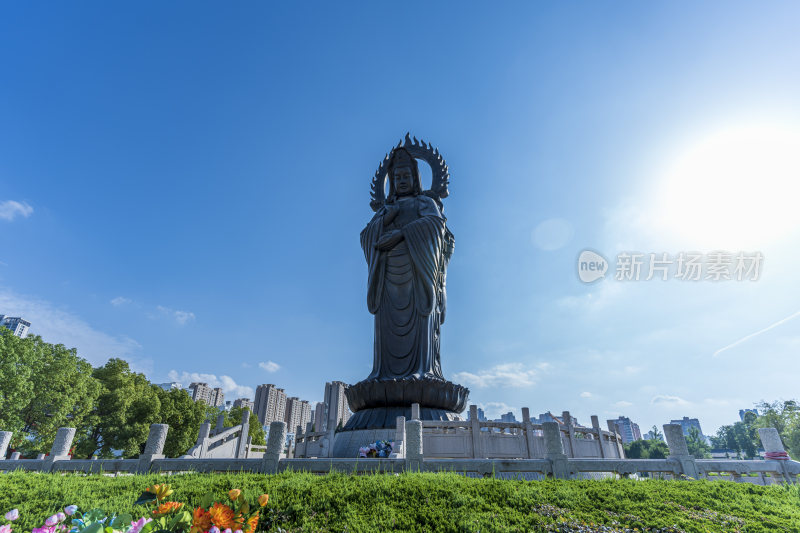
[393, 166, 414, 196]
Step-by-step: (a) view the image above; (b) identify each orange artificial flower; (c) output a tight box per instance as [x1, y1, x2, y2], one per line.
[228, 489, 242, 501]
[190, 507, 213, 533]
[152, 501, 184, 516]
[258, 494, 269, 507]
[245, 512, 259, 533]
[208, 503, 236, 530]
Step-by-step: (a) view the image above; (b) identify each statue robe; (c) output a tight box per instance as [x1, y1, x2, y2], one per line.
[361, 194, 451, 380]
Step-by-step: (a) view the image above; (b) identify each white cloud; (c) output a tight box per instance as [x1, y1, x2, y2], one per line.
[110, 296, 132, 307]
[258, 361, 280, 373]
[614, 400, 633, 408]
[580, 391, 593, 398]
[452, 362, 545, 388]
[167, 370, 254, 399]
[0, 201, 33, 221]
[156, 305, 196, 325]
[0, 286, 143, 367]
[651, 395, 690, 407]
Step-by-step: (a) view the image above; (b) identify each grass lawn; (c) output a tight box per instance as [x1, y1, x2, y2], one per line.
[0, 471, 798, 532]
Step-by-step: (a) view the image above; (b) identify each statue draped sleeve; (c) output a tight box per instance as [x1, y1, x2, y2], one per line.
[360, 196, 447, 316]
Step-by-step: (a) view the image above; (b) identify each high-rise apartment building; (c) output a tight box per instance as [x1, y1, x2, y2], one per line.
[253, 384, 287, 426]
[670, 417, 705, 439]
[188, 382, 224, 407]
[284, 397, 312, 434]
[0, 315, 31, 338]
[233, 398, 254, 412]
[611, 416, 642, 443]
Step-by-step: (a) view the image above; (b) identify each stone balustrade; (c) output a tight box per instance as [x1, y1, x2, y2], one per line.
[0, 416, 797, 484]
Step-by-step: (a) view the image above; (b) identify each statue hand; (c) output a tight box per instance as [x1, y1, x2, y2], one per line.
[383, 204, 400, 225]
[375, 230, 404, 250]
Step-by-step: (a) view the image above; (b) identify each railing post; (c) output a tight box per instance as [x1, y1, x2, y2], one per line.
[469, 405, 482, 458]
[0, 432, 11, 459]
[137, 423, 168, 473]
[197, 422, 211, 458]
[758, 427, 794, 484]
[543, 421, 570, 479]
[606, 420, 625, 458]
[262, 421, 286, 474]
[405, 419, 423, 471]
[562, 411, 577, 457]
[391, 416, 406, 458]
[411, 403, 420, 420]
[9, 452, 20, 460]
[235, 409, 250, 459]
[522, 408, 535, 459]
[215, 413, 226, 435]
[591, 416, 606, 458]
[43, 427, 76, 472]
[663, 424, 698, 479]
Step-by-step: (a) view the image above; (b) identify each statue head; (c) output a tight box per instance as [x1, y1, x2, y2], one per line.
[387, 148, 421, 202]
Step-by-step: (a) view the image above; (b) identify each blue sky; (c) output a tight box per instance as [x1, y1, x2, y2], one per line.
[2, 2, 800, 435]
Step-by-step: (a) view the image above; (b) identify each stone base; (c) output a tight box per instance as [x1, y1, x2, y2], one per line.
[332, 428, 398, 458]
[342, 406, 461, 431]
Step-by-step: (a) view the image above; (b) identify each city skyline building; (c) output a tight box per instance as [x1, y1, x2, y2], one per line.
[612, 416, 642, 443]
[670, 416, 705, 439]
[284, 396, 312, 434]
[0, 315, 31, 338]
[254, 383, 287, 426]
[188, 382, 224, 407]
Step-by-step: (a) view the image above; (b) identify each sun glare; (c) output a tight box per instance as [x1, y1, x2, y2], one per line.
[653, 123, 800, 250]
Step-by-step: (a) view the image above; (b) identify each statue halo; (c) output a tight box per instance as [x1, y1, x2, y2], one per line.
[370, 133, 450, 212]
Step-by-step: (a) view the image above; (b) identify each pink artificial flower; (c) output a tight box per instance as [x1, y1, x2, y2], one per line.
[63, 507, 78, 517]
[56, 513, 65, 524]
[128, 517, 152, 533]
[3, 510, 18, 522]
[45, 515, 59, 527]
[0, 524, 12, 533]
[209, 527, 221, 533]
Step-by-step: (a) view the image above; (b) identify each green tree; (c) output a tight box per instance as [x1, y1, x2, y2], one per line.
[0, 330, 38, 443]
[154, 386, 207, 457]
[75, 359, 161, 458]
[623, 438, 669, 459]
[686, 426, 711, 459]
[224, 406, 266, 446]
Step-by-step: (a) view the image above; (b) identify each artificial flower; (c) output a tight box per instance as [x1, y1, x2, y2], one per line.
[4, 510, 18, 521]
[209, 527, 220, 533]
[208, 503, 236, 530]
[44, 516, 59, 527]
[189, 507, 212, 533]
[228, 489, 241, 501]
[63, 506, 78, 517]
[152, 502, 184, 516]
[245, 513, 258, 533]
[258, 494, 269, 507]
[128, 517, 152, 533]
[0, 524, 12, 533]
[146, 484, 173, 501]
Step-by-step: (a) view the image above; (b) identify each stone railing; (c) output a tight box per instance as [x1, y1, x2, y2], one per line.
[293, 405, 625, 460]
[1, 418, 797, 484]
[182, 410, 251, 459]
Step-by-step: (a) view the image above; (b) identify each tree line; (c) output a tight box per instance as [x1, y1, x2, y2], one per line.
[0, 329, 264, 458]
[624, 402, 800, 460]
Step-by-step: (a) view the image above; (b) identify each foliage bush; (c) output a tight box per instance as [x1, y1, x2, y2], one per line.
[1, 472, 799, 532]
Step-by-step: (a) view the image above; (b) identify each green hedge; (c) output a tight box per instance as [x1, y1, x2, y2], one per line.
[0, 471, 799, 532]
